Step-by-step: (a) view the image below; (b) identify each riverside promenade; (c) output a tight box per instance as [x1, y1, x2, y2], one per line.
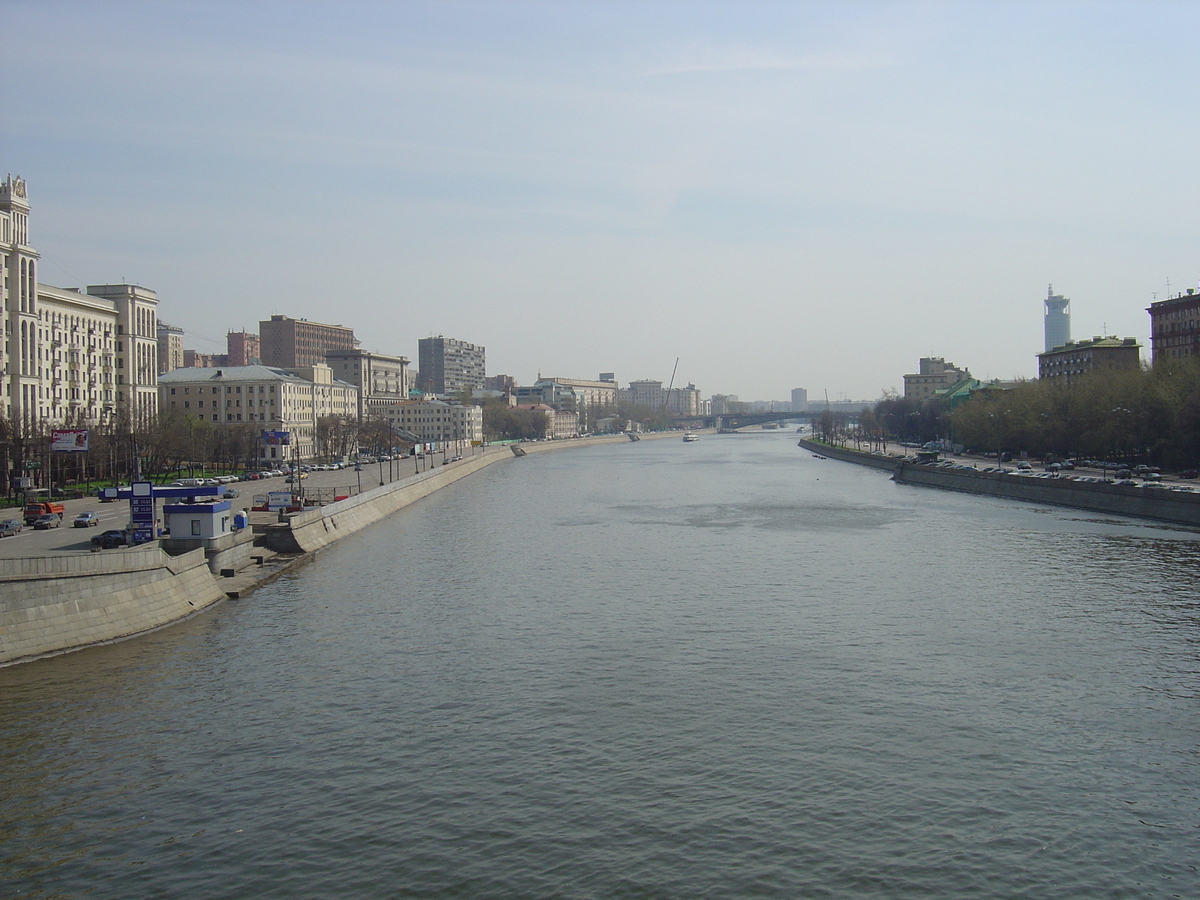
[799, 438, 1200, 528]
[0, 432, 684, 667]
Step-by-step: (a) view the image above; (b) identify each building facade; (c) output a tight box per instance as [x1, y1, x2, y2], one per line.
[157, 322, 184, 375]
[483, 373, 516, 392]
[417, 336, 485, 394]
[226, 330, 260, 366]
[326, 348, 411, 421]
[1037, 336, 1140, 384]
[539, 375, 618, 413]
[903, 357, 971, 402]
[1147, 289, 1200, 364]
[158, 364, 358, 461]
[514, 403, 578, 439]
[1044, 285, 1071, 352]
[259, 314, 358, 367]
[380, 398, 482, 445]
[664, 383, 702, 416]
[184, 350, 227, 368]
[2, 174, 161, 434]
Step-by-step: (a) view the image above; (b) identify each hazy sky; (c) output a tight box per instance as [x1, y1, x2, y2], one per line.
[4, 0, 1198, 401]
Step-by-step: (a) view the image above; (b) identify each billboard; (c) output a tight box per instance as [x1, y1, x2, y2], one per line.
[262, 430, 291, 446]
[267, 491, 293, 511]
[51, 429, 90, 451]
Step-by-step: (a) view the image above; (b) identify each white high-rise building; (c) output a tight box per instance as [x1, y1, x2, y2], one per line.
[1044, 285, 1071, 352]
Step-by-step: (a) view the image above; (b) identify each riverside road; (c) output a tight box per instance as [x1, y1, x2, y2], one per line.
[0, 452, 473, 559]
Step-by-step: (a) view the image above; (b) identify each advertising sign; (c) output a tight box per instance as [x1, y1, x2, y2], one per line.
[267, 491, 293, 511]
[262, 431, 291, 446]
[51, 429, 90, 451]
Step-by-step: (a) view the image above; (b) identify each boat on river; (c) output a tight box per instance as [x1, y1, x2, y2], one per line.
[683, 432, 699, 442]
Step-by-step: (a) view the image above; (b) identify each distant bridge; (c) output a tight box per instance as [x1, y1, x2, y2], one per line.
[672, 411, 861, 432]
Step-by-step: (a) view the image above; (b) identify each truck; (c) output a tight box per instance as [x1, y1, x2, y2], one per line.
[24, 500, 66, 525]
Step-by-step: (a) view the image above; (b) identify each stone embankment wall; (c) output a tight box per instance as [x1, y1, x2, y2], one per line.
[267, 434, 637, 554]
[0, 432, 651, 666]
[0, 546, 227, 666]
[798, 438, 1200, 527]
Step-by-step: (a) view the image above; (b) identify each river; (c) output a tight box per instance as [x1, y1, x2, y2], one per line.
[3, 432, 1199, 898]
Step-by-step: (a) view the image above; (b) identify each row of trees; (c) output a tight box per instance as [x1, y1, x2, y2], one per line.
[0, 411, 407, 499]
[948, 361, 1200, 467]
[845, 359, 1200, 469]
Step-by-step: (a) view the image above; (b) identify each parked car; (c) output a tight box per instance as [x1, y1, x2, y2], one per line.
[223, 487, 241, 498]
[1017, 461, 1033, 470]
[91, 529, 128, 549]
[0, 518, 23, 537]
[33, 513, 62, 529]
[73, 511, 101, 527]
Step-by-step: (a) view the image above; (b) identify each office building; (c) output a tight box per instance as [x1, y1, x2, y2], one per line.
[259, 314, 358, 367]
[1044, 285, 1071, 352]
[417, 336, 485, 394]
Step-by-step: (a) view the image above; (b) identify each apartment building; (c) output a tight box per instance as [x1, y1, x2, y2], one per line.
[903, 357, 971, 402]
[157, 322, 184, 374]
[381, 398, 482, 445]
[158, 364, 358, 461]
[538, 375, 618, 412]
[227, 330, 260, 366]
[326, 348, 411, 420]
[1147, 289, 1200, 364]
[1037, 336, 1140, 385]
[2, 174, 160, 431]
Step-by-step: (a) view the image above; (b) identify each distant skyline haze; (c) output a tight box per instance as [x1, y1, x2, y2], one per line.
[3, 0, 1197, 401]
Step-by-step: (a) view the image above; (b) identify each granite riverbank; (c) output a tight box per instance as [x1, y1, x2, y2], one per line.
[0, 432, 679, 667]
[798, 438, 1200, 528]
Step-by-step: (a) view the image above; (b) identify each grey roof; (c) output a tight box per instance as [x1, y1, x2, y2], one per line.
[159, 365, 309, 384]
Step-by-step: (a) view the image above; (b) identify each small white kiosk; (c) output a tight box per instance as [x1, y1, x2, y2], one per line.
[162, 499, 234, 540]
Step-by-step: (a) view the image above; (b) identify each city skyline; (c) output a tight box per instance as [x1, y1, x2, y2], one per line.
[3, 0, 1197, 400]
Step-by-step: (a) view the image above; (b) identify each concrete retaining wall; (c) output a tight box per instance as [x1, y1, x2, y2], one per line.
[162, 528, 261, 575]
[267, 446, 512, 554]
[0, 545, 227, 666]
[797, 439, 901, 472]
[266, 434, 638, 555]
[0, 432, 659, 667]
[799, 439, 1200, 527]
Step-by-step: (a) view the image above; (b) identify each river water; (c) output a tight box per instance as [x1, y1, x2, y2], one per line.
[3, 432, 1200, 898]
